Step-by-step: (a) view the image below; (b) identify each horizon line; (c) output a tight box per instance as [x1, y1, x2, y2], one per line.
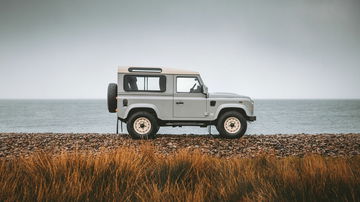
[1, 98, 360, 100]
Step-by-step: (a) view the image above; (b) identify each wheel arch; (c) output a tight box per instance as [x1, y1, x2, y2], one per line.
[125, 104, 159, 121]
[215, 104, 250, 121]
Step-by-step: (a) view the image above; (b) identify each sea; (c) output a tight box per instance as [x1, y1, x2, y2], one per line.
[0, 99, 359, 135]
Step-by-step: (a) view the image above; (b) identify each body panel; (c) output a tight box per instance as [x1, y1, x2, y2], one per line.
[173, 95, 207, 118]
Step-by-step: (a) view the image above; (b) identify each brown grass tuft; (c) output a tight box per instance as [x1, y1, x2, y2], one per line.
[1, 147, 359, 201]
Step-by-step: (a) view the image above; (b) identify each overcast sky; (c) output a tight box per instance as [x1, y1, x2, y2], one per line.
[0, 0, 359, 99]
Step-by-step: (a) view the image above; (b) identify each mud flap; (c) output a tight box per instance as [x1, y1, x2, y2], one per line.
[116, 118, 124, 134]
[116, 118, 119, 134]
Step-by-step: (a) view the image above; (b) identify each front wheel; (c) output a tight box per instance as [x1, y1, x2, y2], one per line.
[127, 112, 158, 139]
[217, 111, 247, 139]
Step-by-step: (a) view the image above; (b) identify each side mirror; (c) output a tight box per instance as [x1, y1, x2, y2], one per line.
[202, 85, 209, 97]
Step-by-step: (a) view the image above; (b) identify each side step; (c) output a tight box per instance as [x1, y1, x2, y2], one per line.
[164, 122, 208, 127]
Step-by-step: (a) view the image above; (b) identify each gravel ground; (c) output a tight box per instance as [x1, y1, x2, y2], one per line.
[1, 133, 360, 158]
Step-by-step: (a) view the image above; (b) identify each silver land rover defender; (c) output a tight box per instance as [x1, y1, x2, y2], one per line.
[107, 67, 256, 139]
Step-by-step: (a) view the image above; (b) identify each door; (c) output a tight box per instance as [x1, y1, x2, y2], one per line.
[174, 76, 207, 118]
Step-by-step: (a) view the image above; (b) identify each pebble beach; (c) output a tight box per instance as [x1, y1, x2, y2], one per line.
[1, 133, 359, 158]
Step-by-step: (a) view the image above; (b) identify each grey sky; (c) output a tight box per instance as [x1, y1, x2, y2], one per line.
[0, 0, 359, 99]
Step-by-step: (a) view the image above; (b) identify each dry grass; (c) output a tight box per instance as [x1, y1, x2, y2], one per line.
[0, 146, 359, 202]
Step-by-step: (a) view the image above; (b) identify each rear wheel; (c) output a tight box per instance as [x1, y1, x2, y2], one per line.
[217, 111, 247, 139]
[127, 112, 158, 139]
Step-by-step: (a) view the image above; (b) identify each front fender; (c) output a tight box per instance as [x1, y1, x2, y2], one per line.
[214, 103, 251, 119]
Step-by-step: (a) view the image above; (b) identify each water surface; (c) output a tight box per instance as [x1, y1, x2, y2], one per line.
[0, 99, 359, 134]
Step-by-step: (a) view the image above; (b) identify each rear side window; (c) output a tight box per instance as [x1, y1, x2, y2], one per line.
[124, 75, 166, 92]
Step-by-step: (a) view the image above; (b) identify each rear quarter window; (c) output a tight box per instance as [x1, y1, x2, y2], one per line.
[124, 75, 166, 92]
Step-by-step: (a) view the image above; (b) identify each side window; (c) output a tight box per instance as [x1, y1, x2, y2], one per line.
[177, 77, 202, 93]
[124, 75, 166, 92]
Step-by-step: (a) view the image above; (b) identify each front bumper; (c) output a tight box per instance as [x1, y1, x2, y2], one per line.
[247, 116, 256, 122]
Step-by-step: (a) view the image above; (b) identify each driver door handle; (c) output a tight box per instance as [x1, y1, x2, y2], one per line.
[176, 101, 184, 104]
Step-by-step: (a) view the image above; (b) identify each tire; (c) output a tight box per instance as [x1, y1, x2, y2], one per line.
[127, 111, 158, 139]
[154, 125, 160, 134]
[107, 83, 117, 113]
[217, 111, 247, 139]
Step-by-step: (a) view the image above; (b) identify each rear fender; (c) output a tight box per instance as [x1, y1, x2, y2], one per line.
[123, 104, 160, 119]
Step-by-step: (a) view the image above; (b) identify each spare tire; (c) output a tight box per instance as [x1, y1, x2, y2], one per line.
[107, 83, 117, 113]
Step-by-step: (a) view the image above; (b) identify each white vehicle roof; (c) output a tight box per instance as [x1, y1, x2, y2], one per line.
[118, 66, 199, 75]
